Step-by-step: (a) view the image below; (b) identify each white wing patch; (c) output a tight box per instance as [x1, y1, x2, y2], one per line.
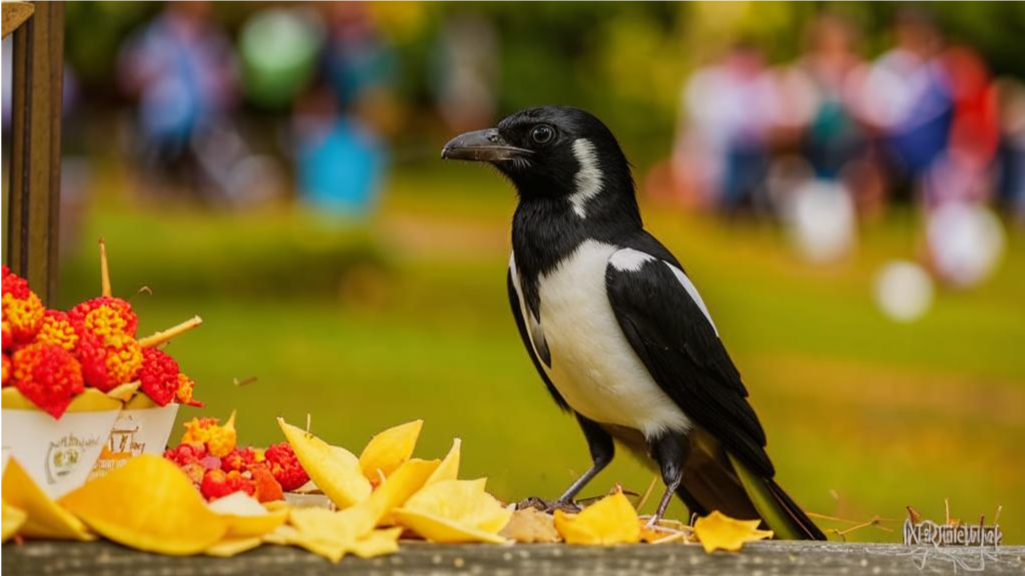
[567, 139, 603, 218]
[509, 252, 548, 364]
[663, 262, 718, 335]
[609, 248, 654, 272]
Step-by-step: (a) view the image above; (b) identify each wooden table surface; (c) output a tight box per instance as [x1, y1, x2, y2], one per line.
[3, 540, 1023, 576]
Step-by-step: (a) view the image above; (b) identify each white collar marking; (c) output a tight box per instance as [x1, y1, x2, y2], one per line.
[568, 138, 603, 218]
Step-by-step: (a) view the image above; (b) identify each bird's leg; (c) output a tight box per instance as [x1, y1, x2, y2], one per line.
[555, 414, 615, 508]
[645, 432, 689, 528]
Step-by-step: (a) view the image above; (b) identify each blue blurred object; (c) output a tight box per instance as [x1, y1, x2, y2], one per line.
[297, 117, 386, 216]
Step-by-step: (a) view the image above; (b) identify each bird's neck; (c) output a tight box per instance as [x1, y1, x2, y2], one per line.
[511, 187, 643, 280]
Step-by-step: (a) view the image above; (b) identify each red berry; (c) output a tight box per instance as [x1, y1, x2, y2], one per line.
[200, 469, 234, 501]
[226, 470, 256, 497]
[12, 342, 84, 418]
[264, 442, 309, 491]
[137, 348, 180, 406]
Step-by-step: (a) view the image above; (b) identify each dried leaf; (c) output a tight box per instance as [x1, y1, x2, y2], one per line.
[693, 511, 772, 553]
[500, 507, 561, 543]
[394, 479, 511, 544]
[553, 490, 641, 545]
[278, 418, 372, 508]
[2, 499, 27, 542]
[60, 455, 226, 554]
[2, 459, 92, 540]
[358, 420, 423, 482]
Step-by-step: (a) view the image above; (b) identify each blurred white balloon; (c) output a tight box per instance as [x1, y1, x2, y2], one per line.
[784, 178, 857, 264]
[926, 203, 1006, 289]
[874, 260, 934, 322]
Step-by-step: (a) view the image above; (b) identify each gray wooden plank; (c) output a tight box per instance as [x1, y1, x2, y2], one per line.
[3, 541, 1023, 576]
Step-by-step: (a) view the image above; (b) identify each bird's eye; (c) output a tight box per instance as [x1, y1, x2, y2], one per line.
[531, 125, 555, 144]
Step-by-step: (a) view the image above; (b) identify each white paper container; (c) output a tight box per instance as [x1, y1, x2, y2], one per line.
[1, 405, 121, 499]
[89, 400, 180, 480]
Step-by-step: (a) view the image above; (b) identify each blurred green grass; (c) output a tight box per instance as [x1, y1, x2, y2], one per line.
[56, 164, 1024, 542]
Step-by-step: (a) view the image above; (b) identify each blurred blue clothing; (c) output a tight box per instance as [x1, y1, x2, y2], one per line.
[297, 118, 385, 216]
[121, 11, 235, 150]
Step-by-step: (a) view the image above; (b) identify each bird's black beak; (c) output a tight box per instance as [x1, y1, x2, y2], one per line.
[441, 128, 532, 163]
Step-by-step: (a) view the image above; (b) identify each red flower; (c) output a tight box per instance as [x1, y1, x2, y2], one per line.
[264, 442, 309, 491]
[76, 332, 142, 392]
[222, 447, 257, 473]
[137, 347, 180, 406]
[2, 321, 12, 352]
[12, 342, 84, 418]
[69, 296, 138, 340]
[2, 353, 11, 387]
[36, 310, 80, 352]
[2, 270, 44, 345]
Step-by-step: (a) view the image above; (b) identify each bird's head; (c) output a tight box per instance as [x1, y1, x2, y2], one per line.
[442, 106, 635, 217]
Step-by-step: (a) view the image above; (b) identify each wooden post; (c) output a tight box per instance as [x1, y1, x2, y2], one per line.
[6, 1, 64, 305]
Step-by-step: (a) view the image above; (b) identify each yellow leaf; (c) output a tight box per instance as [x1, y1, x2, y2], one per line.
[2, 499, 27, 542]
[693, 511, 773, 553]
[349, 527, 403, 558]
[394, 478, 511, 544]
[359, 420, 423, 482]
[425, 438, 461, 485]
[500, 507, 562, 543]
[208, 492, 288, 538]
[205, 536, 262, 557]
[60, 455, 227, 555]
[344, 458, 439, 531]
[278, 418, 372, 508]
[553, 490, 641, 545]
[1, 459, 92, 540]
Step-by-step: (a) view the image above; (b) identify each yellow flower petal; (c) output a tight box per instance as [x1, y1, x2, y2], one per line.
[425, 438, 461, 485]
[344, 458, 439, 532]
[60, 455, 227, 554]
[278, 418, 372, 508]
[553, 490, 641, 545]
[208, 492, 289, 538]
[394, 478, 511, 544]
[205, 536, 262, 557]
[358, 420, 423, 482]
[2, 499, 27, 542]
[1, 459, 92, 540]
[693, 511, 773, 553]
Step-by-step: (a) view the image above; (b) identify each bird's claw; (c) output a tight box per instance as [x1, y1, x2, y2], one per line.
[516, 496, 581, 514]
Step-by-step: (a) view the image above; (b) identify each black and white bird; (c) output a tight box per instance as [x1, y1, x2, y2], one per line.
[441, 106, 825, 540]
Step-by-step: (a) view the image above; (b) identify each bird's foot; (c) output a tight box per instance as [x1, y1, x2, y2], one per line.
[516, 496, 581, 514]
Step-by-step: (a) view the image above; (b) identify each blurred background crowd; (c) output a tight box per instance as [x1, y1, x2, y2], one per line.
[3, 2, 1024, 542]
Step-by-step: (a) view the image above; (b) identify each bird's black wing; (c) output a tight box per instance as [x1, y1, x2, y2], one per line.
[604, 247, 774, 476]
[507, 268, 569, 411]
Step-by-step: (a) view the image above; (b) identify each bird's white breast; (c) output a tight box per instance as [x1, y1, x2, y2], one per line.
[518, 240, 691, 439]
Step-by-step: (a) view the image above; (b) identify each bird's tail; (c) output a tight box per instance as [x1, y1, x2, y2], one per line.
[727, 453, 826, 540]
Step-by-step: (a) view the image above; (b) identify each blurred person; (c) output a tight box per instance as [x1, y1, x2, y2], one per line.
[118, 1, 240, 202]
[675, 43, 777, 214]
[430, 12, 499, 133]
[995, 78, 1025, 222]
[291, 2, 396, 217]
[848, 9, 952, 202]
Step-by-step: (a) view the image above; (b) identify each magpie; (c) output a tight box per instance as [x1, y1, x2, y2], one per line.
[441, 106, 825, 540]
